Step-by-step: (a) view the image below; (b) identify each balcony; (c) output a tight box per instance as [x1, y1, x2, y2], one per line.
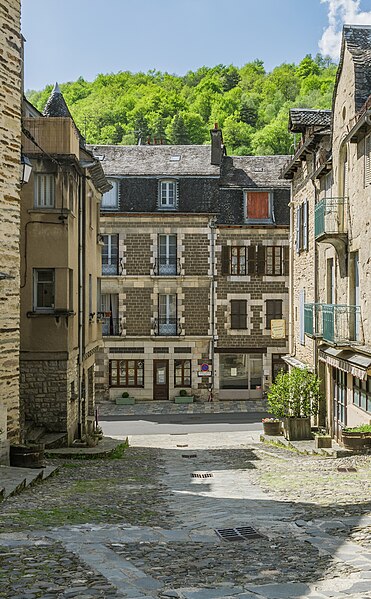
[101, 317, 120, 337]
[305, 303, 361, 345]
[153, 258, 181, 276]
[314, 197, 348, 240]
[102, 263, 119, 276]
[154, 317, 181, 336]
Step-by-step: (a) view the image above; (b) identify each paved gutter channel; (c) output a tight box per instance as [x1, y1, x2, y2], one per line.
[0, 433, 370, 598]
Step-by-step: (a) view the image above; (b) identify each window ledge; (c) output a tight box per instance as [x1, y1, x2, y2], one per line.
[27, 309, 75, 318]
[28, 208, 72, 215]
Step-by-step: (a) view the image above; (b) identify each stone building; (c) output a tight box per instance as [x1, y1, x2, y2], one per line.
[0, 0, 22, 459]
[20, 85, 110, 444]
[91, 131, 290, 402]
[283, 25, 371, 440]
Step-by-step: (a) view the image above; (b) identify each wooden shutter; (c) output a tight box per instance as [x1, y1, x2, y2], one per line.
[247, 245, 256, 275]
[247, 192, 269, 219]
[257, 245, 266, 275]
[365, 135, 371, 187]
[283, 246, 289, 276]
[231, 300, 247, 329]
[303, 200, 308, 251]
[299, 289, 305, 345]
[221, 246, 230, 275]
[296, 205, 301, 254]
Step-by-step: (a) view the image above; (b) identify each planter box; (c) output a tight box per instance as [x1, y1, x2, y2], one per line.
[10, 444, 45, 468]
[263, 421, 281, 436]
[342, 431, 371, 450]
[115, 397, 135, 405]
[174, 396, 194, 404]
[283, 417, 312, 441]
[315, 435, 332, 449]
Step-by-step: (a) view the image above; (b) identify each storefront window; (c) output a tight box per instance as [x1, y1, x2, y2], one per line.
[353, 376, 371, 413]
[219, 354, 262, 390]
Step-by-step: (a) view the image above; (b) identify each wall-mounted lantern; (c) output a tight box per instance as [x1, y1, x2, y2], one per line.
[21, 155, 32, 184]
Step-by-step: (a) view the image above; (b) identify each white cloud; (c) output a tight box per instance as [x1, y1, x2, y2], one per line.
[319, 0, 371, 60]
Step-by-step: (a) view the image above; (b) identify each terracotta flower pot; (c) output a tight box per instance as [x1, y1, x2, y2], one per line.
[262, 421, 281, 436]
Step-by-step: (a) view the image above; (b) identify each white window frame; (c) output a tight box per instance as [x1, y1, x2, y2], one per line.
[159, 179, 177, 209]
[33, 268, 55, 312]
[102, 234, 119, 275]
[158, 234, 177, 275]
[34, 173, 55, 208]
[101, 179, 119, 210]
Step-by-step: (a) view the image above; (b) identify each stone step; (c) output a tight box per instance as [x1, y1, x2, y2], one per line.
[25, 426, 46, 443]
[0, 464, 59, 500]
[39, 432, 68, 449]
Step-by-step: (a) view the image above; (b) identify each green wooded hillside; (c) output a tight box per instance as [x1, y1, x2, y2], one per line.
[27, 54, 336, 155]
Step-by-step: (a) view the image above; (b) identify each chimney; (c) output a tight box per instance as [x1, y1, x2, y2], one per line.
[210, 122, 224, 166]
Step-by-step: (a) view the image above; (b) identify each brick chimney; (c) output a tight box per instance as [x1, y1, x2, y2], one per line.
[210, 122, 224, 166]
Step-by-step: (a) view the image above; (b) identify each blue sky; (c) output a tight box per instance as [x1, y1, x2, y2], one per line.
[22, 0, 371, 90]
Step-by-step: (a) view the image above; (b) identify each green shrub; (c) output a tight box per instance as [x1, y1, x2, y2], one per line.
[179, 389, 188, 397]
[267, 368, 321, 419]
[344, 424, 371, 433]
[122, 391, 130, 398]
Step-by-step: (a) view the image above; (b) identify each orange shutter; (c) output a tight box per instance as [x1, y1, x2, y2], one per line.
[247, 192, 269, 219]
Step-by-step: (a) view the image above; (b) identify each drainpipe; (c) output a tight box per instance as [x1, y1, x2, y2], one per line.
[209, 217, 217, 395]
[288, 182, 295, 357]
[77, 174, 84, 439]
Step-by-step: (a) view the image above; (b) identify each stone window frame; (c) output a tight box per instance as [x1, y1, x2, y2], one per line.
[230, 299, 248, 330]
[102, 234, 119, 276]
[261, 292, 288, 335]
[224, 293, 252, 336]
[34, 173, 55, 208]
[174, 359, 192, 387]
[101, 178, 119, 211]
[265, 299, 283, 330]
[33, 268, 55, 312]
[109, 359, 144, 388]
[158, 179, 178, 210]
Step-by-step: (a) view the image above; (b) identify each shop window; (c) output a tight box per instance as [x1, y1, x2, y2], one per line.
[110, 360, 144, 387]
[174, 359, 191, 387]
[353, 377, 371, 414]
[219, 353, 262, 390]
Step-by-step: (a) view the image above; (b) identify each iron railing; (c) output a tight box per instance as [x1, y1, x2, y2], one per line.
[314, 197, 347, 239]
[153, 258, 181, 276]
[153, 317, 181, 336]
[305, 303, 360, 344]
[304, 303, 323, 338]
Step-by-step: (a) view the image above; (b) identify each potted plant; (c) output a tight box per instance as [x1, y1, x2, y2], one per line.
[174, 389, 194, 404]
[115, 391, 135, 405]
[262, 418, 281, 436]
[267, 368, 321, 441]
[341, 424, 371, 450]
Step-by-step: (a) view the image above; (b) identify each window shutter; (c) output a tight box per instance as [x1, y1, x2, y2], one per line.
[176, 181, 180, 207]
[247, 245, 256, 275]
[303, 200, 308, 251]
[231, 300, 247, 329]
[296, 205, 301, 254]
[283, 246, 289, 276]
[257, 245, 265, 275]
[247, 192, 269, 219]
[221, 246, 230, 275]
[365, 135, 371, 187]
[299, 289, 305, 345]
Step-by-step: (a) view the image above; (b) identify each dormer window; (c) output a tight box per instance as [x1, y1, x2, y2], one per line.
[244, 190, 273, 224]
[159, 179, 177, 210]
[101, 179, 119, 211]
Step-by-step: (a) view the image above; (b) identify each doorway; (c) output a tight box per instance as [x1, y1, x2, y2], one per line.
[153, 360, 169, 400]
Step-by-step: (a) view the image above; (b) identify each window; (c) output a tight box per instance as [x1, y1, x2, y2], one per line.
[245, 191, 272, 222]
[265, 246, 289, 276]
[266, 299, 283, 329]
[222, 245, 288, 276]
[231, 247, 247, 275]
[159, 180, 177, 209]
[333, 369, 347, 425]
[296, 200, 308, 254]
[353, 377, 371, 414]
[33, 269, 55, 311]
[174, 359, 191, 387]
[219, 353, 262, 390]
[100, 294, 119, 336]
[102, 234, 119, 275]
[101, 179, 119, 210]
[158, 234, 177, 275]
[34, 174, 55, 208]
[110, 360, 144, 387]
[231, 300, 247, 329]
[158, 294, 177, 335]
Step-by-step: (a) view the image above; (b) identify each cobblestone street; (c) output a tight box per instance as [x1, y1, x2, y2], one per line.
[0, 432, 370, 599]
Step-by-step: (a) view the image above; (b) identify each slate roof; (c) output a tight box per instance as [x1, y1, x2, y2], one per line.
[88, 145, 221, 177]
[337, 25, 371, 112]
[43, 83, 73, 118]
[221, 155, 291, 188]
[288, 109, 332, 133]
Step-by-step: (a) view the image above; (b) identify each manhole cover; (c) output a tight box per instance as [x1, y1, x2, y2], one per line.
[215, 526, 263, 541]
[191, 472, 213, 478]
[182, 454, 197, 458]
[337, 467, 357, 472]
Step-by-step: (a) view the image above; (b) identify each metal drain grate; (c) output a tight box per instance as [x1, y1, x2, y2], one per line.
[215, 526, 263, 542]
[191, 472, 213, 478]
[338, 466, 357, 473]
[182, 454, 197, 458]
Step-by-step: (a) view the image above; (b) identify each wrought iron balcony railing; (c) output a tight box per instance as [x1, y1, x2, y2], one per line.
[153, 258, 181, 276]
[153, 317, 181, 336]
[314, 197, 348, 240]
[102, 262, 119, 276]
[305, 303, 361, 345]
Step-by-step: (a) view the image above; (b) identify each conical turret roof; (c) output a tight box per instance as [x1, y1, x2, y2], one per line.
[43, 82, 73, 118]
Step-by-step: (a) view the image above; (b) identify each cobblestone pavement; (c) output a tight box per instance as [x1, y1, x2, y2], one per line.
[0, 434, 371, 598]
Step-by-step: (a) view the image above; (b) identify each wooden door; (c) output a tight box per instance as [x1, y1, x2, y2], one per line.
[153, 360, 169, 400]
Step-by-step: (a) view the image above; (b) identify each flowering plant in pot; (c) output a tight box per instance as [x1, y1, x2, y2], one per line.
[262, 417, 281, 436]
[267, 368, 321, 441]
[341, 424, 371, 450]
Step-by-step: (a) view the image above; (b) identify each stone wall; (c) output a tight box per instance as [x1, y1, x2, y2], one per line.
[183, 287, 210, 335]
[0, 0, 22, 444]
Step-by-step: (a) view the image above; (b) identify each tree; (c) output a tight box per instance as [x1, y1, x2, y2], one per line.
[166, 114, 190, 145]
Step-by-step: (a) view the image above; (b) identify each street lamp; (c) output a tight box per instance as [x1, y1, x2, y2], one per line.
[21, 155, 32, 184]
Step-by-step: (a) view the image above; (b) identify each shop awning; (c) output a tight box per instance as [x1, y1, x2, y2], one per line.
[281, 355, 313, 370]
[319, 347, 371, 381]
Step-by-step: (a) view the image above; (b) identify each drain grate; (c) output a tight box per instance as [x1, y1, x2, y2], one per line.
[182, 454, 197, 458]
[338, 466, 357, 473]
[191, 472, 213, 478]
[215, 526, 263, 542]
